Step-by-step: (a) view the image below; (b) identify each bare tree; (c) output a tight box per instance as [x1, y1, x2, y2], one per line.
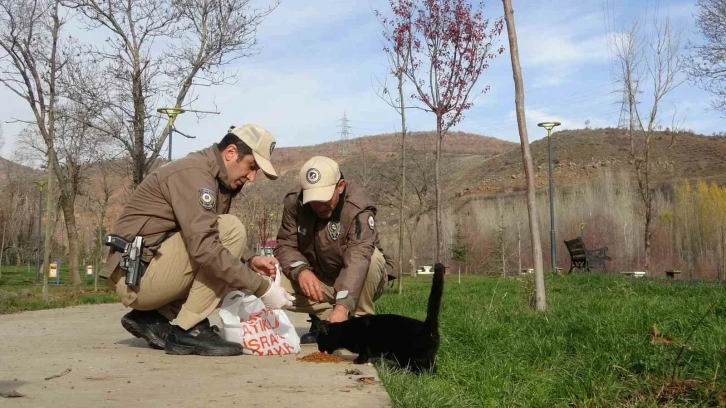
[376, 2, 413, 293]
[343, 140, 381, 194]
[377, 146, 436, 276]
[232, 175, 293, 252]
[688, 0, 726, 115]
[502, 0, 545, 310]
[64, 0, 279, 187]
[80, 151, 121, 291]
[387, 0, 504, 263]
[0, 187, 28, 277]
[1, 161, 38, 269]
[16, 101, 110, 286]
[0, 0, 68, 294]
[612, 16, 684, 272]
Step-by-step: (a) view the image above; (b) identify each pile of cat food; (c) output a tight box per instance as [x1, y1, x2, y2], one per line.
[297, 351, 346, 363]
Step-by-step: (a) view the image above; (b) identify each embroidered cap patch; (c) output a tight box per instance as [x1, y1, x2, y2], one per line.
[306, 168, 321, 184]
[199, 188, 216, 210]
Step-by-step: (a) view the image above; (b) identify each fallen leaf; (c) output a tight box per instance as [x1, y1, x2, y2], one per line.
[0, 390, 25, 398]
[345, 369, 363, 375]
[357, 377, 376, 385]
[649, 324, 673, 345]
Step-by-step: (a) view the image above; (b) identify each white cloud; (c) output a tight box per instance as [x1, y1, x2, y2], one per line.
[0, 0, 722, 163]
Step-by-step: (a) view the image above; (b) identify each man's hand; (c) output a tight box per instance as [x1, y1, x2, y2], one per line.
[298, 269, 324, 302]
[250, 256, 279, 278]
[260, 284, 295, 309]
[328, 304, 349, 323]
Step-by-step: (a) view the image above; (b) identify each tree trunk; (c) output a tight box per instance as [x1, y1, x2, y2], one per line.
[643, 132, 652, 272]
[132, 59, 147, 188]
[397, 70, 407, 295]
[0, 222, 6, 278]
[95, 220, 103, 292]
[42, 151, 54, 301]
[60, 191, 80, 285]
[644, 201, 652, 272]
[434, 116, 444, 264]
[502, 0, 546, 310]
[407, 217, 420, 278]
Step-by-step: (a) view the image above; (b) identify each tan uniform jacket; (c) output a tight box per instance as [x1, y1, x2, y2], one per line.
[274, 181, 396, 312]
[101, 145, 270, 297]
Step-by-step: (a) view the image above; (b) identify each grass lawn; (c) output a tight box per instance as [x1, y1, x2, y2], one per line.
[376, 273, 726, 407]
[0, 265, 117, 314]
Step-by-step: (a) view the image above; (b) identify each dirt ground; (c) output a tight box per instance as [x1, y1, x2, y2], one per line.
[0, 303, 390, 407]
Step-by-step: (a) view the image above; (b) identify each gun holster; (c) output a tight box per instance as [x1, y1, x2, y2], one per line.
[104, 234, 146, 287]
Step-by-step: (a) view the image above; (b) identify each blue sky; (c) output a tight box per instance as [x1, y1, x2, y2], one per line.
[0, 0, 723, 163]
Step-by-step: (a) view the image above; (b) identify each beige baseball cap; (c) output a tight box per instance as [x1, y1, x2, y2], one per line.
[229, 124, 278, 180]
[299, 156, 341, 204]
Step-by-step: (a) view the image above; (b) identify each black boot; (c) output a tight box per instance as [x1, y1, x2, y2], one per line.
[164, 319, 244, 356]
[121, 309, 170, 350]
[300, 314, 322, 344]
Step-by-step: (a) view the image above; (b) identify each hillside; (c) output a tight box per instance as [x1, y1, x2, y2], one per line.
[10, 127, 726, 254]
[0, 157, 42, 183]
[273, 130, 518, 174]
[447, 128, 726, 200]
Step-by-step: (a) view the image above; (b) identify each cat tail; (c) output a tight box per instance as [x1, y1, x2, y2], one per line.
[425, 263, 445, 333]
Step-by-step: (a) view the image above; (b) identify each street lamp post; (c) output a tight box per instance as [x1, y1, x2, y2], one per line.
[156, 107, 219, 161]
[34, 180, 47, 283]
[537, 121, 561, 273]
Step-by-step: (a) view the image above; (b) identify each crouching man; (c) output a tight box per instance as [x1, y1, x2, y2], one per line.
[101, 124, 293, 356]
[274, 156, 397, 344]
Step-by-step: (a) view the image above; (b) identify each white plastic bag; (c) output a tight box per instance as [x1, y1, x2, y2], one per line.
[219, 271, 301, 355]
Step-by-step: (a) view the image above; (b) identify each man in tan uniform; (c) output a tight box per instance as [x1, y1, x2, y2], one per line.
[275, 156, 397, 344]
[102, 124, 294, 356]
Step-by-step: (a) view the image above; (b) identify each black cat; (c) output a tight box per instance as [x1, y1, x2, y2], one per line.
[316, 263, 445, 373]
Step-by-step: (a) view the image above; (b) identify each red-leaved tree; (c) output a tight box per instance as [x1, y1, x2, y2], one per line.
[385, 0, 504, 263]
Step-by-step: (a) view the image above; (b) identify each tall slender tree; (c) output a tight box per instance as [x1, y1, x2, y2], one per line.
[0, 0, 69, 291]
[377, 1, 414, 291]
[501, 0, 546, 310]
[386, 0, 504, 263]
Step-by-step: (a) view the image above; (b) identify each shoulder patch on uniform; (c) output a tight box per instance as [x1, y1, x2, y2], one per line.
[368, 215, 375, 230]
[199, 188, 216, 210]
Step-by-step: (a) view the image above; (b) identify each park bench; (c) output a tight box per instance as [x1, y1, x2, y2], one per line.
[563, 236, 611, 273]
[665, 270, 681, 279]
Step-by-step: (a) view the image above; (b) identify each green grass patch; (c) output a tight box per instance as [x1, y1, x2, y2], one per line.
[377, 273, 726, 407]
[0, 265, 116, 314]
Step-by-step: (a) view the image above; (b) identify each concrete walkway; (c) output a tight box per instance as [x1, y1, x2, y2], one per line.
[0, 304, 390, 407]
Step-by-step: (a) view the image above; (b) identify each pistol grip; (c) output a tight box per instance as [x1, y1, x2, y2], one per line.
[105, 235, 130, 255]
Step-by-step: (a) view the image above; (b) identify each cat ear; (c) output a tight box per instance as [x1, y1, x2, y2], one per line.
[319, 321, 331, 335]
